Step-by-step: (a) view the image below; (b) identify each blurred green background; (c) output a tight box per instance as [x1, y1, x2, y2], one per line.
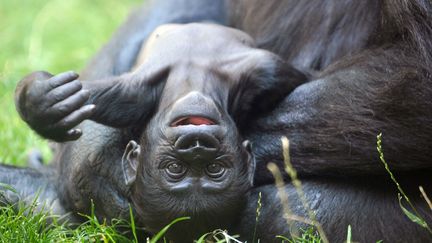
[0, 0, 141, 165]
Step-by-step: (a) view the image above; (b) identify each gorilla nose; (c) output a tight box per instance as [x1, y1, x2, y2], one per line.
[175, 132, 219, 150]
[175, 132, 219, 161]
[167, 91, 225, 160]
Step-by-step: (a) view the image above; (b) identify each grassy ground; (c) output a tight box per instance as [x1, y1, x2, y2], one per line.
[0, 0, 144, 241]
[0, 0, 140, 165]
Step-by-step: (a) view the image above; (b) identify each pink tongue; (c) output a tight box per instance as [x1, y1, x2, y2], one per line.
[172, 116, 215, 126]
[187, 116, 214, 125]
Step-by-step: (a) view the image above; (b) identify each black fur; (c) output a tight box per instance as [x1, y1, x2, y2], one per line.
[234, 0, 432, 181]
[230, 0, 432, 241]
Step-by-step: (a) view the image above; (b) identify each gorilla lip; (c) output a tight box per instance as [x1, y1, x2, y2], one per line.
[171, 116, 216, 126]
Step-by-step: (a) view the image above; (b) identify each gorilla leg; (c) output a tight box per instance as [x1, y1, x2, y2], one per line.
[239, 174, 432, 242]
[0, 164, 68, 217]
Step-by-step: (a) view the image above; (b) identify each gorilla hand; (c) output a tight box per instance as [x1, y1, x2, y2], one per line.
[15, 71, 94, 142]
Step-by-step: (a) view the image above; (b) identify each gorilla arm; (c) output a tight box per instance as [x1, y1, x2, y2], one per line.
[244, 0, 432, 180]
[14, 68, 167, 142]
[248, 44, 432, 181]
[15, 0, 227, 142]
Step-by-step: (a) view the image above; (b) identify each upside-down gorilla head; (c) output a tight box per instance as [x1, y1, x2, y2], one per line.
[125, 88, 254, 240]
[118, 23, 306, 241]
[122, 74, 257, 241]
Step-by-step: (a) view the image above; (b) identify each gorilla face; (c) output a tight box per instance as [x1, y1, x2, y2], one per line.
[131, 90, 254, 240]
[122, 82, 254, 240]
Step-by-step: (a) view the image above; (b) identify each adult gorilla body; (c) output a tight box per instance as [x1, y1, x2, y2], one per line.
[2, 0, 432, 242]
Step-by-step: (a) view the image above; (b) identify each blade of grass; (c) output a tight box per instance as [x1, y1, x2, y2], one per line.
[346, 225, 352, 243]
[419, 186, 432, 211]
[267, 162, 300, 237]
[195, 232, 212, 243]
[149, 216, 190, 243]
[129, 204, 138, 243]
[252, 191, 262, 243]
[281, 137, 329, 243]
[0, 183, 17, 194]
[377, 133, 432, 234]
[398, 194, 428, 228]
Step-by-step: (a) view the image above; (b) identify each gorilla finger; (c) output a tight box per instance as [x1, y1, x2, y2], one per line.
[44, 128, 82, 143]
[48, 90, 90, 119]
[47, 87, 90, 108]
[47, 81, 84, 105]
[47, 71, 79, 90]
[53, 104, 95, 130]
[63, 129, 83, 141]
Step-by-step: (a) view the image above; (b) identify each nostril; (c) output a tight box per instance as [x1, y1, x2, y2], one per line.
[175, 133, 219, 150]
[176, 138, 199, 150]
[197, 137, 218, 149]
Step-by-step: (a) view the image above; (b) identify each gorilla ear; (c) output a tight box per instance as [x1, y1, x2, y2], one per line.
[122, 140, 141, 186]
[243, 140, 256, 186]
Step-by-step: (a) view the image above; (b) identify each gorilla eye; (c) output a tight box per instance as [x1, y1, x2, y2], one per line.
[166, 162, 186, 178]
[205, 163, 225, 178]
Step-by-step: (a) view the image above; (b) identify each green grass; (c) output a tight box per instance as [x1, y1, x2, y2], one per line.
[0, 0, 141, 165]
[0, 202, 133, 242]
[0, 0, 144, 241]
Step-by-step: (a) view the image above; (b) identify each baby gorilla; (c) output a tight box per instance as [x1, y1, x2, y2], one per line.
[12, 24, 306, 241]
[123, 25, 258, 240]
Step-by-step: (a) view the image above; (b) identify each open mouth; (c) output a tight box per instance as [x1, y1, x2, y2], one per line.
[171, 116, 216, 127]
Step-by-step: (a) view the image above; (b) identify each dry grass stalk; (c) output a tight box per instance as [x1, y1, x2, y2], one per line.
[419, 186, 432, 211]
[280, 136, 329, 243]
